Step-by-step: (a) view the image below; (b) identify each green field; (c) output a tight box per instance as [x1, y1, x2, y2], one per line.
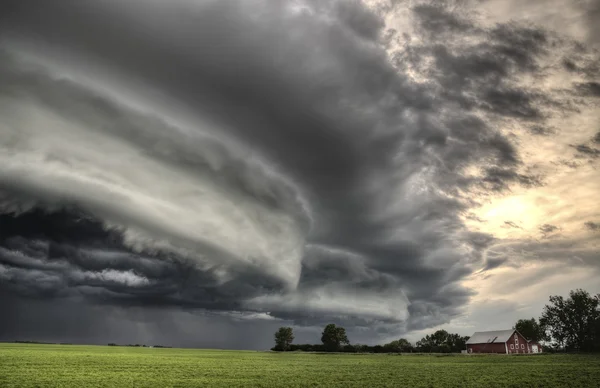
[1, 344, 599, 387]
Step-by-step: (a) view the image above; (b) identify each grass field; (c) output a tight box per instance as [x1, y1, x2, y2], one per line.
[1, 344, 599, 387]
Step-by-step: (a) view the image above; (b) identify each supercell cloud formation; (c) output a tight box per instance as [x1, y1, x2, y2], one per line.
[1, 0, 599, 348]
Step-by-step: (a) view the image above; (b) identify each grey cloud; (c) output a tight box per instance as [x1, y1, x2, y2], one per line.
[572, 144, 600, 158]
[552, 158, 581, 169]
[412, 3, 476, 37]
[503, 221, 522, 229]
[580, 0, 600, 47]
[482, 167, 543, 191]
[585, 221, 600, 231]
[483, 257, 508, 271]
[487, 23, 549, 71]
[0, 51, 310, 228]
[570, 131, 600, 159]
[574, 82, 600, 97]
[562, 50, 600, 79]
[404, 283, 476, 332]
[402, 3, 590, 128]
[480, 88, 545, 120]
[539, 224, 560, 237]
[528, 124, 557, 136]
[335, 0, 385, 41]
[483, 238, 600, 270]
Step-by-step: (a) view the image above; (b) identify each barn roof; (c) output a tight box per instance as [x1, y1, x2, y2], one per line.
[466, 329, 515, 344]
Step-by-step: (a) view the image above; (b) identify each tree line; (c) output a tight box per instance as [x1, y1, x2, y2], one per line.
[273, 288, 600, 353]
[273, 324, 469, 353]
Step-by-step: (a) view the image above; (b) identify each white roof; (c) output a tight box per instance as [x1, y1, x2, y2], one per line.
[466, 329, 515, 344]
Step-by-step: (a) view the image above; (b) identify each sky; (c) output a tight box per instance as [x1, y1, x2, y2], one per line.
[0, 0, 599, 349]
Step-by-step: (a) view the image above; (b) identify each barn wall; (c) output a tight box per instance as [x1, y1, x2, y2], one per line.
[507, 331, 530, 354]
[528, 342, 543, 353]
[466, 343, 506, 354]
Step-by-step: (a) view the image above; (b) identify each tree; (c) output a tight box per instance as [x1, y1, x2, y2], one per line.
[539, 289, 600, 352]
[514, 318, 546, 343]
[415, 330, 468, 353]
[416, 329, 448, 352]
[274, 327, 294, 351]
[446, 333, 469, 353]
[383, 338, 413, 353]
[321, 324, 349, 351]
[398, 338, 413, 352]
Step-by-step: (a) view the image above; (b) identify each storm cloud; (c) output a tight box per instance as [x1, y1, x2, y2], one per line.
[1, 0, 599, 348]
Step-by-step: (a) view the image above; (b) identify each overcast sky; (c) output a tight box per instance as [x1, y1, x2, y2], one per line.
[0, 0, 599, 349]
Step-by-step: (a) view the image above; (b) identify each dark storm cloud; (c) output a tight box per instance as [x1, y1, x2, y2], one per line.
[1, 0, 600, 347]
[0, 292, 289, 349]
[1, 0, 407, 197]
[0, 205, 287, 312]
[404, 282, 476, 331]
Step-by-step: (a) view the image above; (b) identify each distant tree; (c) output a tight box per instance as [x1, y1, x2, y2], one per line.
[445, 333, 469, 353]
[416, 330, 468, 353]
[342, 344, 357, 353]
[416, 329, 448, 352]
[539, 289, 600, 352]
[415, 337, 431, 352]
[399, 338, 413, 352]
[431, 330, 449, 345]
[514, 318, 546, 343]
[383, 340, 399, 353]
[321, 324, 349, 351]
[384, 338, 413, 353]
[274, 327, 295, 351]
[354, 344, 369, 353]
[437, 344, 451, 353]
[289, 343, 323, 352]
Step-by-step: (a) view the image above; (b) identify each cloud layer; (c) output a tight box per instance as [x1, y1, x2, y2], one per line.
[1, 0, 599, 347]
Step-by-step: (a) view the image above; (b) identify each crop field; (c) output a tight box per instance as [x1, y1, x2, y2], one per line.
[1, 344, 599, 387]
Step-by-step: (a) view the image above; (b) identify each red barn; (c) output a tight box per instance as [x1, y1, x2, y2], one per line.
[527, 341, 543, 353]
[466, 329, 532, 354]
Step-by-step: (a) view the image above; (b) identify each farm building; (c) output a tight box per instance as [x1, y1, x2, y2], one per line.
[527, 341, 543, 353]
[466, 329, 541, 354]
